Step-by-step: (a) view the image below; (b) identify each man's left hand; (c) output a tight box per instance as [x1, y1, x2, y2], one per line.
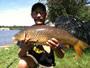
[46, 38, 60, 50]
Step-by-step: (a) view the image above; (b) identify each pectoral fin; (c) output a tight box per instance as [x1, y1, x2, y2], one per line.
[43, 46, 51, 53]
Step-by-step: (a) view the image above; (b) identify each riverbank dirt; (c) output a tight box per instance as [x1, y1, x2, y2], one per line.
[0, 41, 17, 49]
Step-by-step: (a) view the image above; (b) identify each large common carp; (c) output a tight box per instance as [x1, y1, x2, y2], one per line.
[13, 25, 90, 57]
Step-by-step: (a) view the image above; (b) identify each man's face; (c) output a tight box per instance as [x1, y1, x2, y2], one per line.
[31, 7, 47, 25]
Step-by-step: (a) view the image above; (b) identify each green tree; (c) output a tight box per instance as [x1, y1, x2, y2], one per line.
[77, 6, 90, 21]
[46, 0, 90, 22]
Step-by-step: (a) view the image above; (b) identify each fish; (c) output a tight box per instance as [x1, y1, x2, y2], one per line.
[12, 25, 90, 57]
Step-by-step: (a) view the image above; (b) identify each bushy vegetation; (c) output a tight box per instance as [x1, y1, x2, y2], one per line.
[46, 0, 90, 23]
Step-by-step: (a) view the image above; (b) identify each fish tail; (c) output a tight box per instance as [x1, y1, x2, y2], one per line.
[74, 40, 90, 57]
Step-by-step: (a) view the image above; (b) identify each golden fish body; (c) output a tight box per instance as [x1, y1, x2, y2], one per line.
[13, 25, 90, 57]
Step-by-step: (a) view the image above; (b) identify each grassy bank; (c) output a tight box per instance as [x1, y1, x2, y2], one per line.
[0, 45, 19, 68]
[0, 45, 90, 68]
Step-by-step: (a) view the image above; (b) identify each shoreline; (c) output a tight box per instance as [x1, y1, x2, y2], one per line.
[0, 41, 17, 49]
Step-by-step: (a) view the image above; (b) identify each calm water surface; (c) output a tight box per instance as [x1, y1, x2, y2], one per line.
[0, 30, 19, 45]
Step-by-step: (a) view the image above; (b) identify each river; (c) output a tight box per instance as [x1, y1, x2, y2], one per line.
[0, 30, 19, 45]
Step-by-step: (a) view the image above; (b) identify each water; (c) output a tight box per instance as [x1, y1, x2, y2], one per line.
[0, 30, 19, 45]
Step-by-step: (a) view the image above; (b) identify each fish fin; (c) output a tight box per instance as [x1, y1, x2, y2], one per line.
[74, 40, 90, 57]
[78, 40, 90, 49]
[74, 45, 82, 57]
[74, 56, 78, 60]
[12, 37, 15, 40]
[29, 39, 38, 43]
[65, 45, 70, 49]
[43, 46, 51, 53]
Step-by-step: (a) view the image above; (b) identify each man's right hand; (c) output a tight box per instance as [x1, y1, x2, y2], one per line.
[21, 37, 31, 49]
[18, 37, 32, 57]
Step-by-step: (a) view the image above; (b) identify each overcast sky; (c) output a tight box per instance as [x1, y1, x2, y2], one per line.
[0, 0, 90, 26]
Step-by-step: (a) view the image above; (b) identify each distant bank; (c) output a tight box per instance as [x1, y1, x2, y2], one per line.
[0, 28, 10, 31]
[0, 26, 25, 30]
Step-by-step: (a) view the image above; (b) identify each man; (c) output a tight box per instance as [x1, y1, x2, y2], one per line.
[17, 2, 64, 68]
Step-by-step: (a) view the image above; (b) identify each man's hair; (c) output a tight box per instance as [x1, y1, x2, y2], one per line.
[31, 2, 46, 12]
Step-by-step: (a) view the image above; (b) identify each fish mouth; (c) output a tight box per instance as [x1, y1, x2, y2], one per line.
[12, 37, 15, 40]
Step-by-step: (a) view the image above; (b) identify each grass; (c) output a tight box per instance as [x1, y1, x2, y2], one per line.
[0, 45, 19, 68]
[55, 48, 90, 68]
[0, 45, 90, 68]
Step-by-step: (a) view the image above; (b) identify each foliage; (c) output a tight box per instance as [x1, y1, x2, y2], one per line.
[46, 0, 90, 22]
[9, 26, 25, 30]
[76, 6, 90, 21]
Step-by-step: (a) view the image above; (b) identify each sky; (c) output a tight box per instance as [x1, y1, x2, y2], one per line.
[0, 0, 90, 26]
[0, 0, 39, 26]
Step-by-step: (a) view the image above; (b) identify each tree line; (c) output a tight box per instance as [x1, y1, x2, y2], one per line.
[0, 26, 25, 30]
[41, 0, 90, 23]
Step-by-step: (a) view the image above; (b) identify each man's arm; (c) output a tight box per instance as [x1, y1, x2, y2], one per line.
[46, 38, 64, 58]
[18, 38, 32, 57]
[54, 47, 64, 58]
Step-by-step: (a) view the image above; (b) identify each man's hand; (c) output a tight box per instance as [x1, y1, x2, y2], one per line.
[46, 38, 60, 50]
[21, 37, 31, 49]
[46, 38, 64, 58]
[18, 37, 32, 57]
[21, 37, 38, 47]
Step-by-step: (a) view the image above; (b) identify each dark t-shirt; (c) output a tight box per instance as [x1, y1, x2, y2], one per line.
[17, 41, 55, 66]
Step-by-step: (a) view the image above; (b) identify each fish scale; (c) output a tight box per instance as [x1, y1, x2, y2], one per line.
[13, 25, 90, 57]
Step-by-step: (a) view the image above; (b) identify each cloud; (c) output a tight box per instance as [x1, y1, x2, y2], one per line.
[0, 7, 35, 26]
